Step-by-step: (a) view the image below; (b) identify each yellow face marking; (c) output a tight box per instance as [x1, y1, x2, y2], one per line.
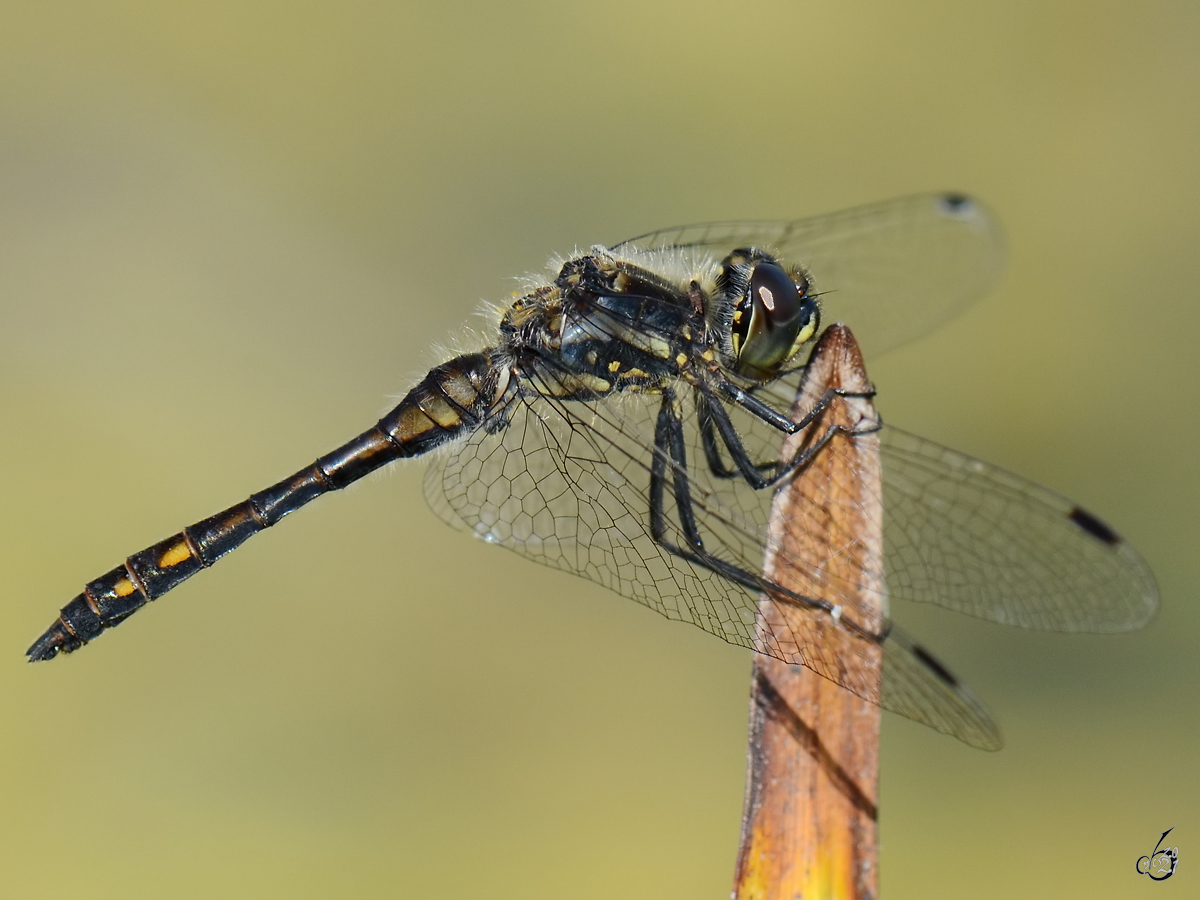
[158, 541, 193, 569]
[607, 360, 621, 372]
[786, 317, 820, 361]
[114, 577, 137, 597]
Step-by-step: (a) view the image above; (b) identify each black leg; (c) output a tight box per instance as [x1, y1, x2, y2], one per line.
[646, 391, 884, 642]
[701, 390, 877, 490]
[651, 390, 740, 570]
[717, 377, 876, 436]
[649, 395, 673, 544]
[696, 391, 739, 479]
[651, 389, 706, 553]
[700, 387, 807, 483]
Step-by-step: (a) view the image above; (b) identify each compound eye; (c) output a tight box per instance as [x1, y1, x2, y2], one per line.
[732, 262, 819, 379]
[752, 262, 803, 325]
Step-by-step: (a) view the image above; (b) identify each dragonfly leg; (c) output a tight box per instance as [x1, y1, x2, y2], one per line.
[695, 387, 781, 481]
[717, 378, 875, 436]
[700, 388, 879, 490]
[647, 390, 877, 633]
[650, 389, 758, 586]
[695, 392, 739, 480]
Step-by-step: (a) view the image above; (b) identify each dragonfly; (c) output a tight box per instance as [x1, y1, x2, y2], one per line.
[26, 193, 1158, 749]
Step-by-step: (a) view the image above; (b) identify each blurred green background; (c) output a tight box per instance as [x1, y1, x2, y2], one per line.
[1, 1, 1196, 897]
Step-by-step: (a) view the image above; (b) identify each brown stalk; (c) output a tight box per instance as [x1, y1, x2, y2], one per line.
[732, 324, 883, 900]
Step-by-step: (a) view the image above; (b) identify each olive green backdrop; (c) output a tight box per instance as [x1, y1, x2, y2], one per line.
[1, 2, 1195, 897]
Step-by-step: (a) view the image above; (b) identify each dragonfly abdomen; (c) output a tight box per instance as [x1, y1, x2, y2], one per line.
[27, 351, 504, 661]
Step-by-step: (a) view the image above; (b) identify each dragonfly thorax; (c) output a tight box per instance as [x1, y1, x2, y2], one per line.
[499, 249, 710, 400]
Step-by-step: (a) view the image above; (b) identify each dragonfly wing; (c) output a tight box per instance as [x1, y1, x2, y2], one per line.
[747, 376, 1158, 632]
[612, 193, 1004, 357]
[424, 384, 764, 646]
[423, 373, 1004, 748]
[878, 425, 1159, 631]
[881, 624, 1004, 750]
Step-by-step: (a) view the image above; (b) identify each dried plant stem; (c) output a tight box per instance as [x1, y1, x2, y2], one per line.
[733, 325, 883, 900]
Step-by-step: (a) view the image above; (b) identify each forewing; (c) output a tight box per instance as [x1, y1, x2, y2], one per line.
[749, 376, 1160, 631]
[878, 426, 1159, 630]
[612, 193, 1004, 357]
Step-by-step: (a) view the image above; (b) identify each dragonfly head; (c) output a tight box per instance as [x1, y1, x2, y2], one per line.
[719, 251, 820, 382]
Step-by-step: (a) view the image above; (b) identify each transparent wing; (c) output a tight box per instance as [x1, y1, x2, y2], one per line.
[751, 374, 1159, 631]
[611, 193, 1004, 358]
[878, 425, 1159, 630]
[882, 624, 1003, 750]
[424, 385, 767, 647]
[423, 378, 1005, 748]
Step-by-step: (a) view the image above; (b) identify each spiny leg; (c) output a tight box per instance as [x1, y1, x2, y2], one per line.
[696, 395, 739, 480]
[717, 376, 875, 436]
[649, 393, 840, 617]
[649, 389, 888, 644]
[695, 388, 777, 481]
[695, 387, 814, 488]
[699, 389, 864, 491]
[699, 378, 882, 491]
[650, 389, 755, 586]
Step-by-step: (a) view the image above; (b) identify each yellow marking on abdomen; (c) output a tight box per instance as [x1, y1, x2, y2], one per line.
[158, 540, 193, 569]
[439, 371, 481, 408]
[417, 394, 462, 429]
[393, 404, 438, 440]
[113, 577, 137, 597]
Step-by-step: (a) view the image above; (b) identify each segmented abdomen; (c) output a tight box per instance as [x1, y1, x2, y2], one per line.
[27, 351, 504, 661]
